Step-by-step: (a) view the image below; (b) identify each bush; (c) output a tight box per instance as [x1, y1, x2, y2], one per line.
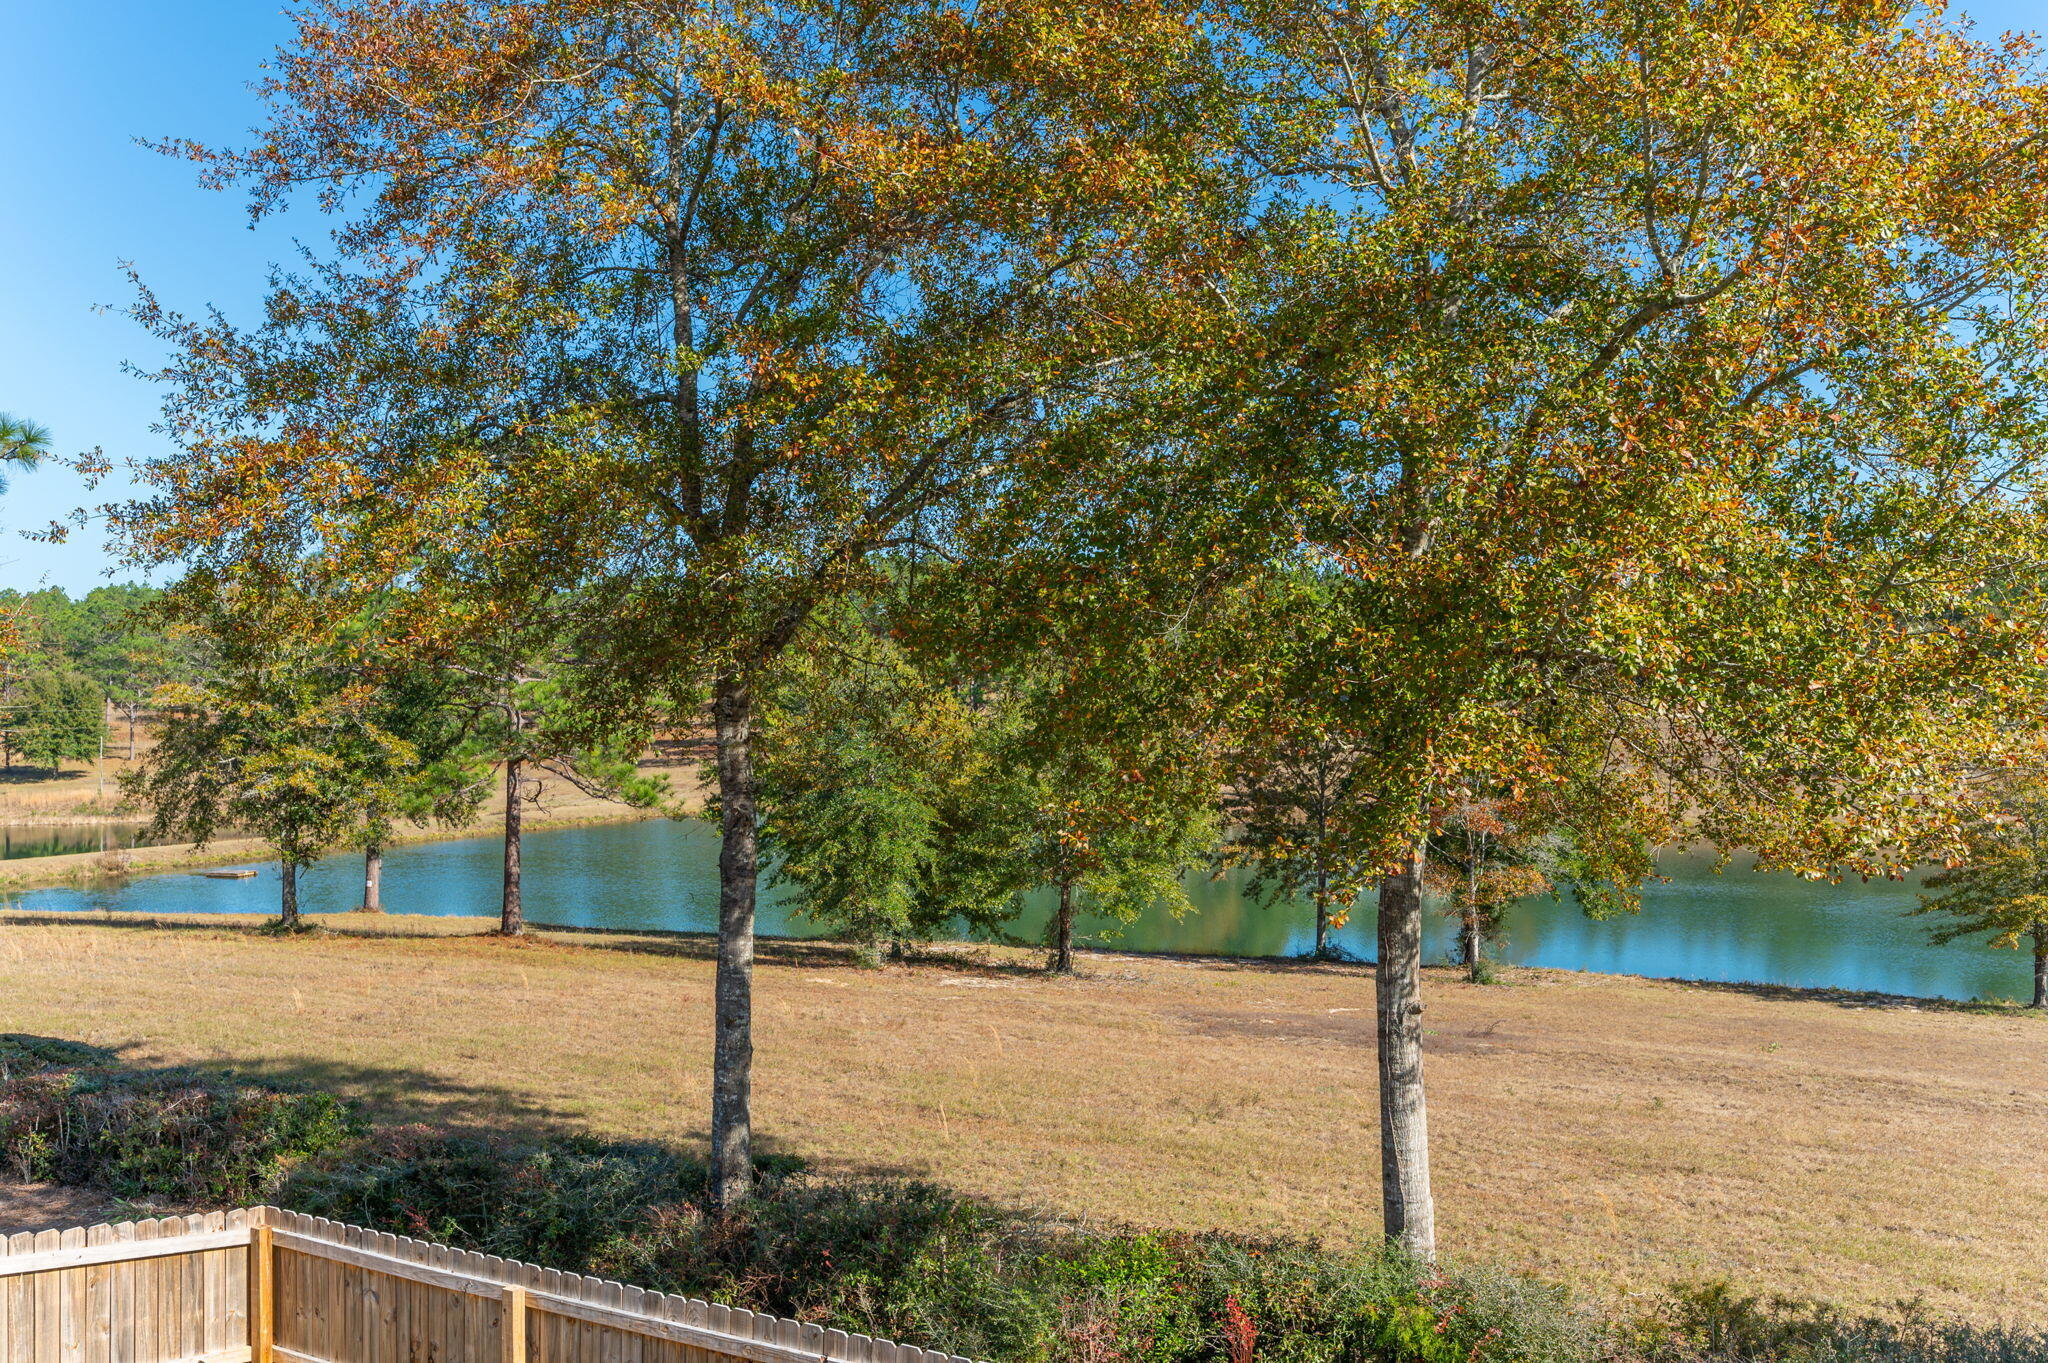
[0, 1034, 114, 1077]
[284, 1128, 716, 1267]
[0, 1065, 362, 1203]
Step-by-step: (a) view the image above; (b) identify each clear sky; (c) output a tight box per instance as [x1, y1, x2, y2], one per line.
[4, 2, 2042, 595]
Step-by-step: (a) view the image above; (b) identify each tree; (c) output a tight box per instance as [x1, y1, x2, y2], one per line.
[755, 609, 1017, 959]
[0, 413, 48, 493]
[71, 585, 193, 761]
[1916, 795, 2048, 1009]
[116, 0, 1216, 1208]
[0, 418, 53, 664]
[988, 687, 1220, 975]
[757, 594, 1222, 972]
[1223, 726, 1373, 960]
[477, 661, 667, 936]
[349, 661, 493, 914]
[1007, 0, 2048, 1256]
[8, 671, 102, 773]
[1218, 593, 1379, 959]
[125, 626, 416, 927]
[1271, 0, 2048, 1255]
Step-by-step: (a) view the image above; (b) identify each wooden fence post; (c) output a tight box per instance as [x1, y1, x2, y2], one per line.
[249, 1226, 274, 1363]
[501, 1288, 527, 1363]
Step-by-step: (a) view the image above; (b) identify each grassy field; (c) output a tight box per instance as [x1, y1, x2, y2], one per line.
[1, 912, 2043, 1318]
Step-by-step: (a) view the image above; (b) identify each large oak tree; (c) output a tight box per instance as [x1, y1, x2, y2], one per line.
[1200, 0, 2048, 1253]
[113, 0, 1224, 1208]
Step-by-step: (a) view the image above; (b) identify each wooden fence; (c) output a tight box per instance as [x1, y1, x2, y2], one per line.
[0, 1209, 982, 1363]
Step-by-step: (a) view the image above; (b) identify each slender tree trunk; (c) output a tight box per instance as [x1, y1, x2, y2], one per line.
[1375, 834, 1435, 1256]
[1314, 866, 1330, 958]
[1463, 858, 1482, 982]
[127, 705, 137, 762]
[710, 677, 759, 1210]
[1051, 879, 1076, 974]
[279, 860, 300, 927]
[2033, 929, 2046, 1010]
[501, 758, 524, 936]
[362, 845, 383, 913]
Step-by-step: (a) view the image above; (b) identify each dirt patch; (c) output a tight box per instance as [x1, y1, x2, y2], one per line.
[0, 1182, 157, 1237]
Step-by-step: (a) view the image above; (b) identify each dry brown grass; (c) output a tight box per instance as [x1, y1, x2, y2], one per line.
[1, 912, 2042, 1316]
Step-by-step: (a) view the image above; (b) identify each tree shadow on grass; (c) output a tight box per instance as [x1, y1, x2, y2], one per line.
[1630, 971, 2048, 1018]
[5, 1028, 935, 1187]
[4, 1029, 577, 1138]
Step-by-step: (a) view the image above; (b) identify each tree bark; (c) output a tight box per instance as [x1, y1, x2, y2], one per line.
[1462, 855, 1483, 982]
[1314, 866, 1330, 958]
[710, 677, 759, 1210]
[2033, 930, 2046, 1010]
[1050, 879, 1076, 974]
[501, 757, 525, 936]
[362, 845, 383, 913]
[279, 860, 300, 927]
[1375, 835, 1435, 1256]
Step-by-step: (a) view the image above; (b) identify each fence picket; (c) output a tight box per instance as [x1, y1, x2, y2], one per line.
[0, 1213, 970, 1363]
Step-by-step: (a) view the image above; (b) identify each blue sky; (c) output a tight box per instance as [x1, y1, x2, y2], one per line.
[4, 1, 2043, 595]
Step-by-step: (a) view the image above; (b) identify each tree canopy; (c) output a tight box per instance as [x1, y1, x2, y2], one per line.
[98, 0, 2048, 1255]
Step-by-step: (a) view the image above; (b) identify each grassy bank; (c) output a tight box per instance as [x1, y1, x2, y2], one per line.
[0, 912, 2042, 1318]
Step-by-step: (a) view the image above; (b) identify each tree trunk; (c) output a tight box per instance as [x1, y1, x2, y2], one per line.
[127, 704, 137, 762]
[1050, 879, 1076, 974]
[362, 845, 383, 913]
[279, 860, 300, 927]
[1375, 835, 1435, 1256]
[1314, 866, 1330, 958]
[501, 758, 524, 936]
[2033, 930, 2046, 1010]
[710, 677, 759, 1210]
[1462, 908, 1482, 980]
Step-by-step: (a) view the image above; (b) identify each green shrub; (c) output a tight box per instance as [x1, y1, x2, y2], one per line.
[0, 1066, 362, 1202]
[285, 1128, 709, 1264]
[0, 1034, 115, 1077]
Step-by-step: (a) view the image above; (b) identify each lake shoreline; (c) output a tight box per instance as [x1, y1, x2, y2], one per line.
[6, 816, 2033, 1006]
[0, 805, 675, 893]
[2, 901, 2034, 1016]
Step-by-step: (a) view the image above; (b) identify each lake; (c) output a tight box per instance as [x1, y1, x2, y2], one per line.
[1, 818, 2032, 1003]
[0, 822, 182, 860]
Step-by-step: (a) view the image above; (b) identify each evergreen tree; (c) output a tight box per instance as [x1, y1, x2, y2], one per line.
[9, 671, 103, 773]
[1916, 797, 2048, 1009]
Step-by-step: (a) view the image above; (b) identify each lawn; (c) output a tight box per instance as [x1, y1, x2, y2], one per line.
[1, 911, 2042, 1318]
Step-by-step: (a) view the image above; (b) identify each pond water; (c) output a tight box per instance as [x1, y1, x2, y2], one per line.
[1, 818, 2032, 1003]
[0, 823, 178, 860]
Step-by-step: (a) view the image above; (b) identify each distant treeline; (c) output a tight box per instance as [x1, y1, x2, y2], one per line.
[0, 583, 199, 771]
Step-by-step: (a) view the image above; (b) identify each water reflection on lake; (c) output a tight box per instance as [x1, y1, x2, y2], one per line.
[2, 818, 2031, 1003]
[0, 823, 174, 861]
